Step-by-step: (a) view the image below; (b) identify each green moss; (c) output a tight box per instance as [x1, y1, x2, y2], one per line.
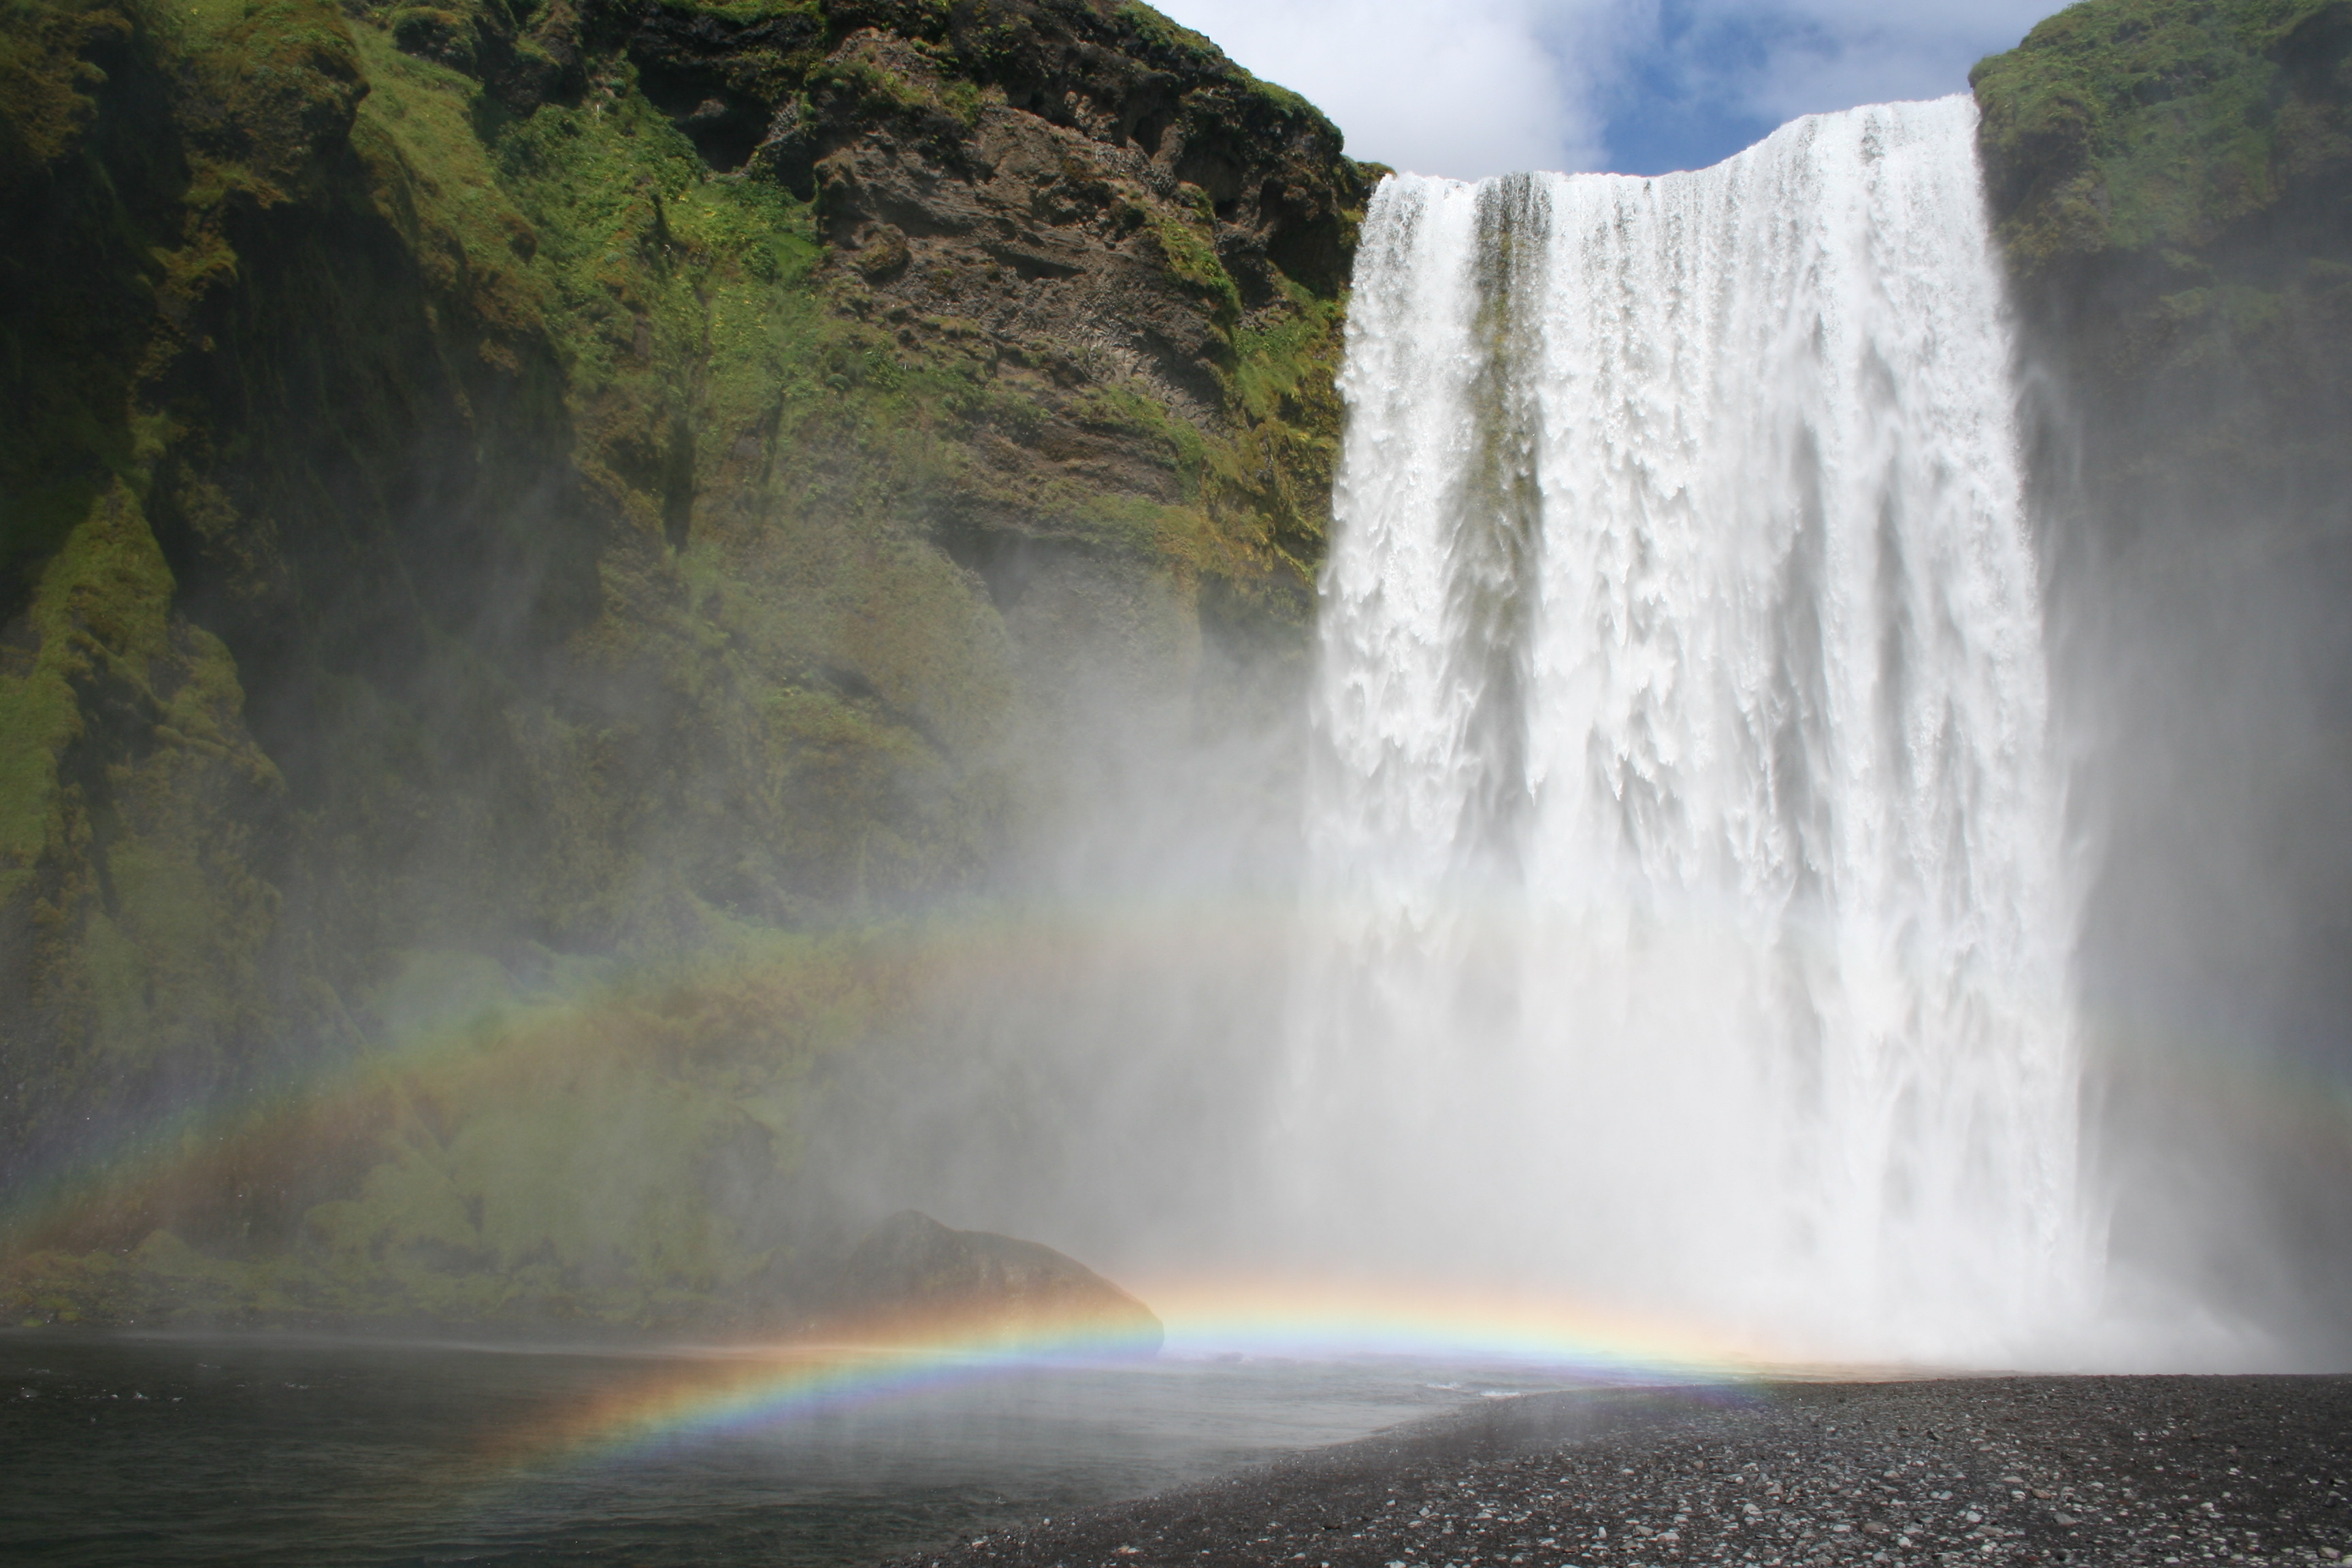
[1973, 0, 2352, 659]
[455, 29, 1019, 902]
[1147, 205, 1242, 329]
[0, 0, 1362, 1328]
[1109, 1, 1223, 69]
[164, 0, 367, 203]
[350, 23, 550, 338]
[1107, 0, 1335, 135]
[0, 0, 129, 192]
[1207, 283, 1348, 593]
[1, 487, 165, 867]
[0, 5, 159, 610]
[1232, 280, 1343, 425]
[7, 927, 932, 1327]
[665, 0, 821, 21]
[1972, 0, 2347, 263]
[387, 5, 474, 69]
[1974, 0, 2352, 463]
[811, 47, 956, 124]
[0, 477, 284, 1166]
[0, 630, 80, 872]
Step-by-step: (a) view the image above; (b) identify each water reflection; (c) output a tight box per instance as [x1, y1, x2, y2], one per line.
[1, 1331, 1574, 1565]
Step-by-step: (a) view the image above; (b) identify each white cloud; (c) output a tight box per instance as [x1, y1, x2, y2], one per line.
[1143, 0, 2068, 180]
[1650, 0, 2061, 126]
[1148, 0, 1614, 180]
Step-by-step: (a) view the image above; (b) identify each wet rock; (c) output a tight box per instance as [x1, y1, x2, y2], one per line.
[884, 1375, 2352, 1567]
[830, 1209, 1163, 1352]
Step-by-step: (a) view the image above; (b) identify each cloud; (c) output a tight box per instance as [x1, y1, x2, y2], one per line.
[1624, 0, 2061, 125]
[1145, 0, 2068, 180]
[1147, 0, 1616, 179]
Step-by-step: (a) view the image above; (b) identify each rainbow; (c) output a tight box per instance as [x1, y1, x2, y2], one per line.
[6, 888, 2340, 1395]
[470, 1277, 1795, 1477]
[9, 884, 2237, 1263]
[1145, 1277, 1785, 1378]
[0, 900, 1297, 1256]
[483, 1319, 1169, 1470]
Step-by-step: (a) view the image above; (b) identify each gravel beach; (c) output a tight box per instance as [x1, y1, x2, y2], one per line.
[886, 1375, 2352, 1568]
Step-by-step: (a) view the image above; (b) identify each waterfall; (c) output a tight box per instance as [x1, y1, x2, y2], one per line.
[1295, 96, 2087, 1360]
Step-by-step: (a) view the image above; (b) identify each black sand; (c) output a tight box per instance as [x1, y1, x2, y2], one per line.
[886, 1375, 2352, 1568]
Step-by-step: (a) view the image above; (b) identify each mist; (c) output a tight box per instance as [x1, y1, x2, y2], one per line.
[793, 101, 2352, 1374]
[2021, 257, 2352, 1368]
[5, 0, 2348, 1390]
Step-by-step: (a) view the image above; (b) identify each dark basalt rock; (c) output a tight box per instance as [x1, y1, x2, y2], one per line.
[881, 1376, 2352, 1568]
[833, 1209, 1164, 1351]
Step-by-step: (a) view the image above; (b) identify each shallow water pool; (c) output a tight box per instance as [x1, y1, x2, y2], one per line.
[0, 1330, 1589, 1565]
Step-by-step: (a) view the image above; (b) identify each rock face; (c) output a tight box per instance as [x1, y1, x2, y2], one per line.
[596, 0, 1368, 566]
[832, 1209, 1162, 1350]
[0, 0, 1364, 1330]
[1973, 0, 2352, 1351]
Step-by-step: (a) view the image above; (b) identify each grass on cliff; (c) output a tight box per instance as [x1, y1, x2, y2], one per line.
[1973, 0, 2352, 261]
[353, 14, 1019, 903]
[1971, 0, 2352, 507]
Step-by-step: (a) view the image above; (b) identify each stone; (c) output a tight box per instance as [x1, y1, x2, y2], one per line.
[830, 1209, 1163, 1352]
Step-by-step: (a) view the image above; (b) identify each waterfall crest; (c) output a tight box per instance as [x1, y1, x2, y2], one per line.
[1297, 96, 2086, 1360]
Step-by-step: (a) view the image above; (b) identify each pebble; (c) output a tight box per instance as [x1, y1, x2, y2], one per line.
[883, 1375, 2352, 1568]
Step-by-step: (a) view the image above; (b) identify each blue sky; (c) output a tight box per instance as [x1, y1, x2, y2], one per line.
[1149, 0, 2068, 178]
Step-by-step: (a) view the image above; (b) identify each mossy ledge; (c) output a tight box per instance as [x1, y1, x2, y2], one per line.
[0, 0, 1369, 1330]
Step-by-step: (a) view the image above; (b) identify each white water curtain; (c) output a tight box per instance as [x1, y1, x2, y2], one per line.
[1292, 96, 2085, 1362]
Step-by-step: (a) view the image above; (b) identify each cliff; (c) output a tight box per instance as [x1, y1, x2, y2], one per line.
[0, 0, 1365, 1328]
[1974, 0, 2352, 518]
[1974, 0, 2352, 1348]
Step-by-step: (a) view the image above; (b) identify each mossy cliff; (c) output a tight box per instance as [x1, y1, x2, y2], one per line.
[1974, 0, 2352, 1344]
[0, 0, 1368, 1328]
[1974, 0, 2352, 515]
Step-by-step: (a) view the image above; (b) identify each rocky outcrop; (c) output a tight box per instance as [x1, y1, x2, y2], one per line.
[591, 0, 1366, 583]
[829, 1208, 1162, 1350]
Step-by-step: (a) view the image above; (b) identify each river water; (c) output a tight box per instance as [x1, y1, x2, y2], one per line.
[0, 1331, 1578, 1565]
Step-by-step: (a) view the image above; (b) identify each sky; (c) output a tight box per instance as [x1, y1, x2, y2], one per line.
[1148, 0, 2070, 179]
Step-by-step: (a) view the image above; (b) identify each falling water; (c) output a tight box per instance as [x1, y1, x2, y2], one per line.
[1294, 97, 2087, 1362]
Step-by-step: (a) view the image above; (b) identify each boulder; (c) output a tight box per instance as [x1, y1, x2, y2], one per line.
[830, 1210, 1162, 1354]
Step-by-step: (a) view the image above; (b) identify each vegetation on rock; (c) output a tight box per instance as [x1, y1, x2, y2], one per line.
[0, 0, 1370, 1330]
[1974, 0, 2352, 511]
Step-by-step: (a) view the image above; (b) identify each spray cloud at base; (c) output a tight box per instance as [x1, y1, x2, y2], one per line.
[877, 92, 2338, 1375]
[853, 99, 2081, 1368]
